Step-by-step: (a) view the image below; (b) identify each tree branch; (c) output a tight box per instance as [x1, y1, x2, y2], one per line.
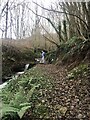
[1, 1, 8, 15]
[33, 1, 88, 29]
[25, 4, 64, 41]
[40, 22, 58, 43]
[43, 34, 59, 48]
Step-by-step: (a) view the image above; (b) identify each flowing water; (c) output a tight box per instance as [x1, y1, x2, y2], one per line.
[0, 64, 30, 89]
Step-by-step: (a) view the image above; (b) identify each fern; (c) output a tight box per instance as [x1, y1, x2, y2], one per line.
[1, 111, 20, 120]
[19, 102, 31, 108]
[2, 104, 19, 115]
[18, 105, 31, 118]
[27, 84, 39, 101]
[1, 103, 31, 119]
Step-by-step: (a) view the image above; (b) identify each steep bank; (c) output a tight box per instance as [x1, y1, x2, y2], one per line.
[1, 37, 90, 119]
[2, 44, 39, 83]
[1, 63, 90, 119]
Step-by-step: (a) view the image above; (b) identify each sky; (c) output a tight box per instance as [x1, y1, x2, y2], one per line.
[0, 0, 57, 39]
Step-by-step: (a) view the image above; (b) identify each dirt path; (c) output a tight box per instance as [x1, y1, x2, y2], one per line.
[35, 64, 90, 120]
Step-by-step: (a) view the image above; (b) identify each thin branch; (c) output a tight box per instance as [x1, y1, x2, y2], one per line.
[25, 5, 48, 20]
[33, 1, 88, 29]
[29, 12, 59, 46]
[43, 34, 59, 47]
[40, 22, 58, 43]
[1, 1, 8, 15]
[0, 28, 4, 32]
[25, 5, 64, 41]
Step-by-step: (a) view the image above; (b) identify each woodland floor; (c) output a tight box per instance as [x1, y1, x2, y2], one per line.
[23, 63, 90, 120]
[2, 64, 90, 120]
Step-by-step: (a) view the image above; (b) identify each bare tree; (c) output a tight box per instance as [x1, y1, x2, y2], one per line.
[5, 1, 9, 38]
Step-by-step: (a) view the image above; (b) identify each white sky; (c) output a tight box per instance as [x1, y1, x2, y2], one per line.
[0, 0, 57, 39]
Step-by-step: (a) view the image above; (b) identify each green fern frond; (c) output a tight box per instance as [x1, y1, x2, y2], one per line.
[18, 105, 31, 118]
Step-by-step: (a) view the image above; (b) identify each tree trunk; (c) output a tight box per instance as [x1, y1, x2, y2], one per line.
[87, 2, 90, 38]
[5, 2, 8, 38]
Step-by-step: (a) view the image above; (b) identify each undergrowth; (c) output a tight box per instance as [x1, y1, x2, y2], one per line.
[62, 37, 90, 64]
[67, 63, 89, 79]
[1, 66, 53, 119]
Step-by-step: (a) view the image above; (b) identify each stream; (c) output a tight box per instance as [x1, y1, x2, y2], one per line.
[0, 64, 31, 89]
[1, 58, 42, 89]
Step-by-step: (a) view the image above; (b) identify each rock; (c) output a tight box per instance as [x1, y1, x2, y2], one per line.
[71, 105, 74, 109]
[77, 113, 82, 119]
[58, 106, 67, 116]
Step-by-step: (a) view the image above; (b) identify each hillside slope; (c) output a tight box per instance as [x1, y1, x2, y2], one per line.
[1, 63, 90, 120]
